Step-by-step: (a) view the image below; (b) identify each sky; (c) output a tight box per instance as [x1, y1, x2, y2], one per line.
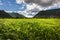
[0, 0, 27, 11]
[0, 0, 60, 17]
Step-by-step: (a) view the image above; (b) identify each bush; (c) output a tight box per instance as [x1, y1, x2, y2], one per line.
[0, 19, 60, 40]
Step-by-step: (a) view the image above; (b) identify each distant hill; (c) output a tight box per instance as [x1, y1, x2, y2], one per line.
[0, 10, 12, 18]
[9, 12, 25, 18]
[1, 8, 60, 18]
[0, 10, 25, 18]
[34, 8, 60, 18]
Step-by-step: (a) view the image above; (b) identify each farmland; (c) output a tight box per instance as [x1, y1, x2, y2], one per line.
[0, 18, 60, 40]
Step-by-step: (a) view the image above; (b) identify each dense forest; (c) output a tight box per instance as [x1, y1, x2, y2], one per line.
[34, 8, 60, 18]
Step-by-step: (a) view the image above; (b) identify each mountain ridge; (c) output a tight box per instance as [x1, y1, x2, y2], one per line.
[34, 8, 60, 18]
[0, 10, 25, 18]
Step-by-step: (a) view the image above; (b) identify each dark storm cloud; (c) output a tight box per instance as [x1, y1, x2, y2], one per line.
[24, 0, 60, 7]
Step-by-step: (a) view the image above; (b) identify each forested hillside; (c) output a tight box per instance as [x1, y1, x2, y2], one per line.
[0, 8, 60, 18]
[34, 8, 60, 18]
[0, 10, 12, 18]
[0, 10, 25, 18]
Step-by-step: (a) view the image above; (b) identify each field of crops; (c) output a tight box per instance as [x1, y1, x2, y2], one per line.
[0, 18, 60, 40]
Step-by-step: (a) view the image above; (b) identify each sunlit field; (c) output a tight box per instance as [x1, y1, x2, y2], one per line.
[0, 18, 60, 40]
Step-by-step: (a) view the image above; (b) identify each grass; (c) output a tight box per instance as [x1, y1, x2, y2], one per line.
[0, 18, 60, 40]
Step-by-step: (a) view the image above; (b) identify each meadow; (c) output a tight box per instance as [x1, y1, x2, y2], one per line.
[0, 18, 60, 40]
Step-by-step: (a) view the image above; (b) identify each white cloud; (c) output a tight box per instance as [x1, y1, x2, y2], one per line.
[15, 0, 60, 18]
[16, 0, 24, 4]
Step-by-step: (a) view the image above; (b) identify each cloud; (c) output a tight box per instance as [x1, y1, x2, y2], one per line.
[24, 0, 60, 7]
[16, 0, 24, 4]
[15, 0, 60, 18]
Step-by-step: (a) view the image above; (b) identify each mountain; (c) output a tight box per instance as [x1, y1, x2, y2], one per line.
[1, 8, 60, 18]
[34, 8, 60, 18]
[9, 12, 25, 18]
[0, 10, 12, 18]
[0, 10, 25, 18]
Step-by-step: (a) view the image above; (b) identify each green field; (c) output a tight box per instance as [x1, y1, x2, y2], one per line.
[0, 18, 60, 40]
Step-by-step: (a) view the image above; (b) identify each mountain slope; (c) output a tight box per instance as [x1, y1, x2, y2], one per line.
[34, 8, 60, 18]
[0, 10, 25, 18]
[0, 10, 12, 18]
[9, 12, 25, 18]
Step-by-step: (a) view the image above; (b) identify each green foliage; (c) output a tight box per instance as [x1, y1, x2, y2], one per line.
[0, 19, 60, 40]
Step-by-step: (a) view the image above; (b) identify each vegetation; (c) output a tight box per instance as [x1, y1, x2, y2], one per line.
[34, 8, 60, 18]
[0, 10, 12, 18]
[0, 10, 25, 18]
[0, 18, 60, 40]
[0, 8, 60, 18]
